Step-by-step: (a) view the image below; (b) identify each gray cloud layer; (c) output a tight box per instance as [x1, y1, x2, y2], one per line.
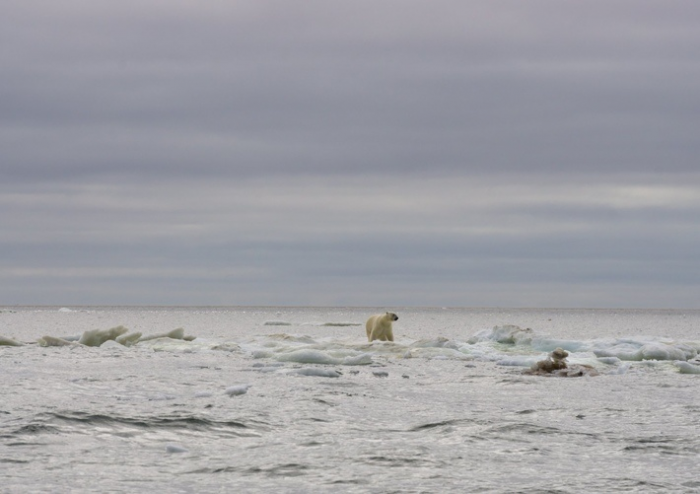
[2, 1, 699, 307]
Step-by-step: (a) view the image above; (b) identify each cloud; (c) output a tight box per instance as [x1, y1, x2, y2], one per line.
[2, 1, 700, 306]
[2, 175, 699, 306]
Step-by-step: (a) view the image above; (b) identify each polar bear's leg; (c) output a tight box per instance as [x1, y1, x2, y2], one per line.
[366, 316, 377, 341]
[370, 327, 389, 341]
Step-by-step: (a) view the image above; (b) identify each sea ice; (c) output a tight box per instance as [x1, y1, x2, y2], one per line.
[78, 326, 129, 347]
[138, 328, 186, 342]
[675, 361, 700, 374]
[410, 337, 459, 349]
[225, 384, 252, 396]
[468, 325, 534, 345]
[275, 349, 371, 366]
[640, 343, 696, 361]
[37, 335, 77, 347]
[166, 444, 188, 453]
[283, 368, 342, 378]
[116, 332, 142, 346]
[100, 340, 126, 350]
[0, 335, 23, 346]
[405, 347, 472, 360]
[594, 340, 697, 361]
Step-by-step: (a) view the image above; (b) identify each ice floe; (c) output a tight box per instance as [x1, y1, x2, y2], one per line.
[78, 326, 129, 347]
[7, 321, 700, 378]
[0, 335, 23, 346]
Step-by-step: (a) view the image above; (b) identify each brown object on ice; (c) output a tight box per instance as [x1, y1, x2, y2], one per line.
[524, 348, 599, 377]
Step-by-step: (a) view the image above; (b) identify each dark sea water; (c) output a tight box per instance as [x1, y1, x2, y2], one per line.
[1, 306, 700, 493]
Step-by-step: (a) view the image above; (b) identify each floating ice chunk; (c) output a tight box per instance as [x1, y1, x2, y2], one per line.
[116, 332, 142, 346]
[209, 342, 241, 352]
[139, 328, 186, 342]
[78, 326, 129, 347]
[100, 340, 126, 350]
[265, 333, 317, 344]
[497, 356, 538, 367]
[58, 307, 75, 313]
[613, 363, 631, 375]
[342, 353, 373, 365]
[0, 335, 23, 346]
[468, 325, 534, 345]
[284, 368, 341, 378]
[410, 337, 459, 349]
[38, 335, 77, 347]
[407, 347, 473, 360]
[593, 341, 643, 361]
[597, 357, 622, 365]
[531, 338, 588, 353]
[675, 361, 700, 374]
[275, 349, 371, 366]
[277, 349, 337, 364]
[640, 343, 696, 361]
[225, 384, 252, 396]
[594, 340, 697, 361]
[251, 363, 285, 373]
[166, 444, 188, 453]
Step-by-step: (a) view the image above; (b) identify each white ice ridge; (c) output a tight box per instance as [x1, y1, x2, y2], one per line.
[79, 326, 129, 346]
[36, 326, 195, 348]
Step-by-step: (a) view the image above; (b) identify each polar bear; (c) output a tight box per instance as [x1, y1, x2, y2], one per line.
[366, 312, 399, 342]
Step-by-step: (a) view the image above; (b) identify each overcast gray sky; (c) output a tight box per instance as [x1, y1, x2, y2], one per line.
[2, 1, 699, 308]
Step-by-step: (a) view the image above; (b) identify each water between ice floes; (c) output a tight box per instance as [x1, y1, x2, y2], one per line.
[1, 306, 700, 493]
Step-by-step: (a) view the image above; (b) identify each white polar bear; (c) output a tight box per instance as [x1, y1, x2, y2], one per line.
[366, 312, 399, 342]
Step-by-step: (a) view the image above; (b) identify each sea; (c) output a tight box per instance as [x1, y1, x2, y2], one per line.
[1, 306, 699, 494]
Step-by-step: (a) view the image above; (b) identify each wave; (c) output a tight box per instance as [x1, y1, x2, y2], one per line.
[6, 411, 270, 439]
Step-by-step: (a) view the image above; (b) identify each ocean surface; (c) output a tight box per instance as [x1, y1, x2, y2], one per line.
[1, 306, 700, 493]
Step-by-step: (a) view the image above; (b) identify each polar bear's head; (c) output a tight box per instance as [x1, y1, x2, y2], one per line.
[385, 312, 399, 321]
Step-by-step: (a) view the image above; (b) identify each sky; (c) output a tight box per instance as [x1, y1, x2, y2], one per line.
[2, 1, 700, 308]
